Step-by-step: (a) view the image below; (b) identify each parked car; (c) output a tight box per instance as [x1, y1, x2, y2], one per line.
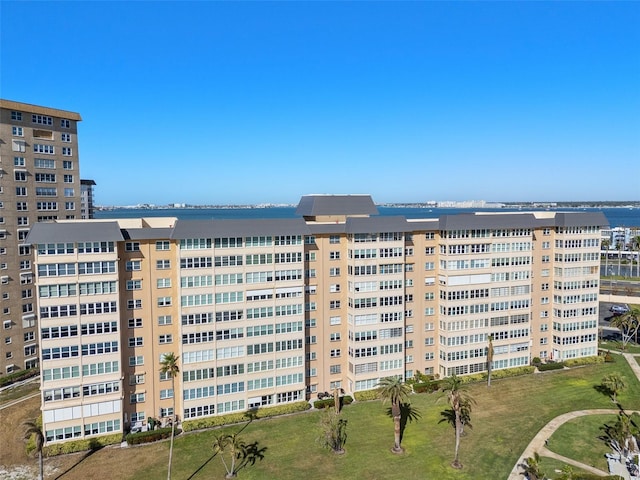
[610, 304, 630, 315]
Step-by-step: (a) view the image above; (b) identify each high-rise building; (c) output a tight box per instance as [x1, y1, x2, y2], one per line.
[80, 179, 96, 219]
[27, 194, 607, 445]
[0, 99, 83, 375]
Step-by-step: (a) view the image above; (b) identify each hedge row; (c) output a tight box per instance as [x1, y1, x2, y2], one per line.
[126, 427, 179, 445]
[354, 390, 379, 402]
[0, 368, 39, 388]
[313, 396, 354, 409]
[182, 401, 310, 432]
[413, 381, 441, 393]
[44, 433, 122, 456]
[565, 355, 604, 367]
[537, 362, 566, 371]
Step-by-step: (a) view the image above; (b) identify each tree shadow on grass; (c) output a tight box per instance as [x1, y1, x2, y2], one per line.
[235, 441, 267, 474]
[186, 453, 217, 480]
[53, 438, 103, 480]
[593, 384, 615, 401]
[386, 403, 421, 444]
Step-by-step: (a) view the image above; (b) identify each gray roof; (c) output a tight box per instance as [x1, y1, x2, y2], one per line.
[26, 222, 124, 244]
[123, 228, 174, 240]
[438, 211, 610, 230]
[438, 213, 542, 230]
[296, 195, 378, 216]
[171, 218, 309, 239]
[344, 216, 413, 234]
[553, 212, 609, 228]
[305, 217, 414, 235]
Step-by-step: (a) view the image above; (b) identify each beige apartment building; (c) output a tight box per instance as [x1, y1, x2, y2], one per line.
[27, 194, 607, 444]
[0, 99, 83, 376]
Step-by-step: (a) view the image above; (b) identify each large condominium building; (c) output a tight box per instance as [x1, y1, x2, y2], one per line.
[0, 99, 83, 376]
[26, 195, 607, 445]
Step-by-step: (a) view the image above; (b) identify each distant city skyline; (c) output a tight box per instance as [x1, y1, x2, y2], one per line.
[2, 2, 638, 205]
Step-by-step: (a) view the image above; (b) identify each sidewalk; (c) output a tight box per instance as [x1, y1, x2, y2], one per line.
[508, 353, 640, 480]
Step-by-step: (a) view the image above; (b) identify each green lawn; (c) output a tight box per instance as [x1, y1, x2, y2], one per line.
[51, 360, 640, 480]
[537, 456, 620, 480]
[547, 414, 618, 472]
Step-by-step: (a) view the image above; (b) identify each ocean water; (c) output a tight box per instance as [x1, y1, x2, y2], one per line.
[94, 206, 640, 228]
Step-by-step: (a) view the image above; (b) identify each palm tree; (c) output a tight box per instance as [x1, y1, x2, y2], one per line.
[558, 464, 576, 480]
[212, 433, 247, 478]
[521, 451, 545, 480]
[602, 238, 610, 276]
[487, 334, 494, 388]
[377, 376, 411, 453]
[632, 235, 640, 278]
[23, 421, 44, 480]
[441, 375, 476, 469]
[439, 396, 473, 438]
[159, 352, 180, 480]
[601, 373, 627, 403]
[616, 240, 623, 277]
[599, 412, 640, 462]
[610, 307, 640, 350]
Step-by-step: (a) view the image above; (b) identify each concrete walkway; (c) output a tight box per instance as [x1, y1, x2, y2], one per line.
[508, 353, 640, 480]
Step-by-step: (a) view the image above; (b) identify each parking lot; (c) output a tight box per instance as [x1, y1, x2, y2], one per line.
[600, 301, 631, 340]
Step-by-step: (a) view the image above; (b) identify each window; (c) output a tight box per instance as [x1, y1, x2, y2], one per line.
[34, 144, 55, 154]
[63, 160, 73, 170]
[159, 334, 173, 344]
[128, 318, 143, 328]
[158, 297, 172, 307]
[125, 242, 140, 252]
[128, 337, 143, 347]
[130, 393, 145, 404]
[158, 315, 172, 325]
[12, 126, 24, 136]
[61, 119, 71, 128]
[329, 268, 340, 277]
[126, 280, 142, 290]
[129, 356, 144, 366]
[62, 147, 73, 156]
[156, 241, 170, 251]
[126, 261, 141, 271]
[11, 111, 22, 121]
[61, 133, 71, 142]
[64, 188, 74, 197]
[157, 278, 171, 288]
[157, 260, 170, 269]
[127, 299, 142, 310]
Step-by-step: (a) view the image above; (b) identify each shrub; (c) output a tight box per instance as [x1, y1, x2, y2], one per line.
[313, 396, 353, 409]
[564, 356, 604, 367]
[126, 427, 179, 445]
[44, 433, 122, 456]
[531, 357, 542, 366]
[538, 362, 566, 371]
[490, 366, 535, 379]
[413, 381, 441, 393]
[0, 368, 39, 388]
[354, 390, 379, 402]
[182, 401, 310, 432]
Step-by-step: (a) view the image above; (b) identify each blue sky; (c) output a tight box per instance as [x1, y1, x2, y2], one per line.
[1, 2, 639, 206]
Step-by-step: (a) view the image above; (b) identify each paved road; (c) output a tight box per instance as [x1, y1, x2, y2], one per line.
[508, 353, 640, 480]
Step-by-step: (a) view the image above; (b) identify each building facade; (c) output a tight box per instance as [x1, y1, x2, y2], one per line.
[0, 99, 83, 375]
[80, 179, 96, 220]
[27, 195, 607, 444]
